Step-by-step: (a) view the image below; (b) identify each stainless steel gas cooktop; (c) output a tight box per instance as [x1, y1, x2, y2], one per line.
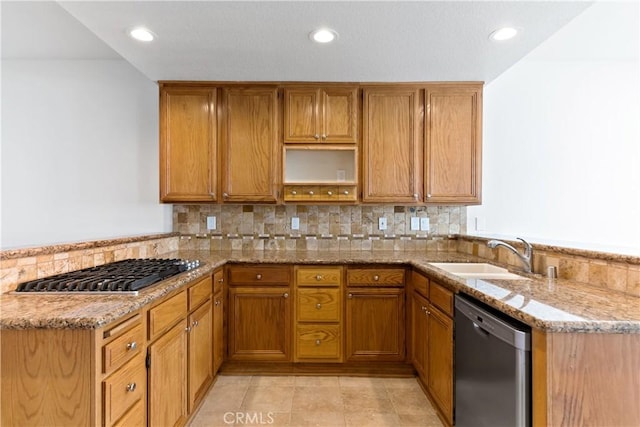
[14, 258, 201, 295]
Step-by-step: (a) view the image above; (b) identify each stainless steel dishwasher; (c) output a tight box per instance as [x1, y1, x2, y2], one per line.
[455, 294, 531, 427]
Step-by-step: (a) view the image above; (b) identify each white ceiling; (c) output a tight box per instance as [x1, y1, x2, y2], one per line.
[1, 1, 610, 83]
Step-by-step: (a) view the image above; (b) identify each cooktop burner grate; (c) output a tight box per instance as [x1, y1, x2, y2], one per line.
[14, 258, 201, 295]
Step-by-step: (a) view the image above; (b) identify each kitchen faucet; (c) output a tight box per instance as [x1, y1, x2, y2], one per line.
[487, 238, 533, 273]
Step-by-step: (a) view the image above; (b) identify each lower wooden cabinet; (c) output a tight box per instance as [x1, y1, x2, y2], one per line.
[148, 320, 189, 427]
[213, 289, 225, 374]
[345, 287, 405, 361]
[411, 272, 454, 426]
[228, 286, 292, 360]
[188, 299, 213, 412]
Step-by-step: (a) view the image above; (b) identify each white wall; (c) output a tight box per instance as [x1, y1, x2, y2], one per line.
[468, 2, 640, 253]
[1, 59, 172, 249]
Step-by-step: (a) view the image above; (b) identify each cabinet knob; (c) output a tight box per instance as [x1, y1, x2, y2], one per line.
[283, 292, 289, 298]
[185, 326, 192, 332]
[192, 320, 199, 327]
[256, 274, 262, 280]
[343, 190, 349, 195]
[316, 303, 322, 309]
[373, 275, 380, 281]
[223, 193, 229, 199]
[314, 134, 320, 139]
[126, 383, 137, 393]
[321, 134, 327, 139]
[348, 293, 353, 299]
[126, 341, 137, 351]
[427, 193, 431, 198]
[215, 300, 221, 306]
[210, 192, 216, 198]
[291, 190, 297, 195]
[316, 275, 323, 281]
[218, 278, 224, 283]
[421, 306, 426, 311]
[308, 190, 314, 196]
[315, 339, 321, 345]
[327, 191, 333, 196]
[413, 193, 418, 200]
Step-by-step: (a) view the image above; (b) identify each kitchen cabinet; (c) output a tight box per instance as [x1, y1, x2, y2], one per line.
[283, 86, 358, 143]
[425, 84, 482, 204]
[227, 265, 292, 361]
[159, 86, 217, 202]
[410, 271, 454, 426]
[294, 266, 343, 362]
[147, 275, 214, 427]
[212, 268, 225, 375]
[362, 87, 422, 203]
[345, 267, 406, 361]
[221, 87, 280, 203]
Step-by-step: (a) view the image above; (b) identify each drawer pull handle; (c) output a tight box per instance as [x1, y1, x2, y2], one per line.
[316, 275, 323, 281]
[316, 303, 322, 309]
[283, 292, 289, 298]
[256, 274, 262, 280]
[315, 339, 321, 345]
[373, 275, 380, 281]
[126, 341, 137, 351]
[192, 320, 199, 327]
[126, 383, 137, 392]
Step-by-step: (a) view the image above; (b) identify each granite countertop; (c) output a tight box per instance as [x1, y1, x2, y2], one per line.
[1, 250, 639, 333]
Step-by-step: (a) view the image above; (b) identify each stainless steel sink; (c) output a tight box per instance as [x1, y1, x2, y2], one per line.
[428, 263, 528, 280]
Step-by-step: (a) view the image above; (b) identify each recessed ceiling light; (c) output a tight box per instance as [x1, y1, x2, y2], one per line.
[129, 27, 155, 42]
[489, 27, 518, 41]
[309, 28, 338, 43]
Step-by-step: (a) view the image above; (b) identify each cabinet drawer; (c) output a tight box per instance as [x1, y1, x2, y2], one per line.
[411, 271, 429, 298]
[283, 185, 319, 201]
[337, 185, 357, 201]
[347, 268, 405, 287]
[103, 324, 144, 374]
[112, 400, 144, 427]
[296, 267, 342, 287]
[297, 288, 341, 322]
[213, 268, 224, 294]
[148, 290, 187, 340]
[295, 324, 341, 361]
[189, 275, 212, 310]
[429, 281, 453, 317]
[103, 355, 146, 427]
[228, 265, 291, 285]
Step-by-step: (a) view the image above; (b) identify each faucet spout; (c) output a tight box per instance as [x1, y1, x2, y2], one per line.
[487, 237, 533, 273]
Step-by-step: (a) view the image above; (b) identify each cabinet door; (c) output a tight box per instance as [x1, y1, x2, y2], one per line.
[425, 85, 482, 204]
[222, 87, 279, 202]
[284, 88, 320, 142]
[188, 301, 213, 412]
[345, 287, 405, 361]
[228, 287, 291, 361]
[160, 87, 217, 202]
[148, 321, 188, 427]
[213, 291, 224, 374]
[362, 88, 422, 203]
[322, 87, 358, 143]
[427, 304, 454, 425]
[411, 291, 429, 381]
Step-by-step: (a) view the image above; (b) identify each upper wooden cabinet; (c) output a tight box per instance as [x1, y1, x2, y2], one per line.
[425, 85, 482, 204]
[221, 87, 280, 203]
[283, 86, 358, 143]
[159, 87, 217, 202]
[362, 87, 423, 203]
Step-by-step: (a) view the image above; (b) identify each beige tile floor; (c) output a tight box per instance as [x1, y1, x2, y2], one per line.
[188, 375, 444, 427]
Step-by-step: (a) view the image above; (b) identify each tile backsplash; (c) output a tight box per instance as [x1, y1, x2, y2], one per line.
[174, 204, 466, 251]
